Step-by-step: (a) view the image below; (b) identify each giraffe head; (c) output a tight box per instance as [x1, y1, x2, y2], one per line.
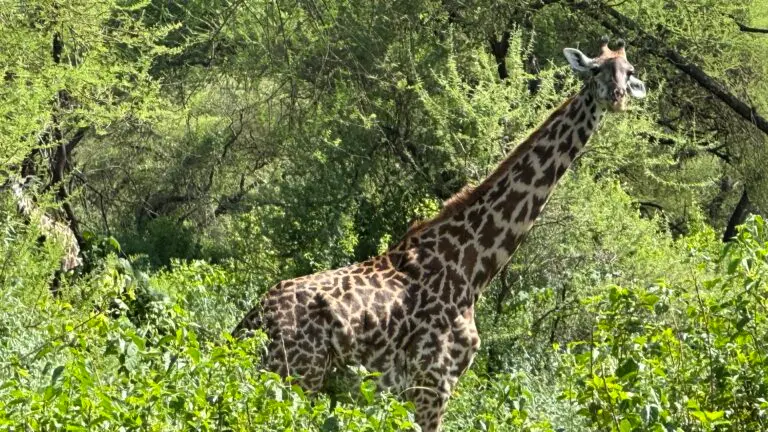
[563, 37, 646, 112]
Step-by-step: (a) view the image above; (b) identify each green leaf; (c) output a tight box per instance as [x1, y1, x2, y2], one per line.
[727, 258, 741, 274]
[188, 347, 200, 363]
[705, 411, 725, 421]
[321, 416, 340, 432]
[360, 379, 376, 405]
[107, 236, 122, 252]
[691, 410, 708, 423]
[619, 418, 632, 432]
[51, 365, 65, 386]
[641, 404, 660, 424]
[615, 358, 640, 379]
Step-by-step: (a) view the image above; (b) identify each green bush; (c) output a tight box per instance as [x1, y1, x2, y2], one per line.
[2, 207, 768, 431]
[120, 217, 202, 269]
[0, 254, 416, 431]
[557, 216, 768, 431]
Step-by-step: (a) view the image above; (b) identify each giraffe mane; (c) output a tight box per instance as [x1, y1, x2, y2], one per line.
[402, 93, 578, 239]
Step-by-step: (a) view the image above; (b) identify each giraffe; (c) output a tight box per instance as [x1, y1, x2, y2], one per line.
[2, 175, 81, 288]
[233, 38, 647, 431]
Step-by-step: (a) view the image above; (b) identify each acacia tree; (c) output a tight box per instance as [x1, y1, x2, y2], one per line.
[1, 1, 175, 287]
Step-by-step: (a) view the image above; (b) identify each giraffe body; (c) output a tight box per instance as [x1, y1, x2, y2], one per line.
[236, 253, 480, 427]
[234, 38, 646, 431]
[5, 177, 81, 272]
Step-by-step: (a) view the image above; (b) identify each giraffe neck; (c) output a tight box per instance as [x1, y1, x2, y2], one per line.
[396, 85, 604, 303]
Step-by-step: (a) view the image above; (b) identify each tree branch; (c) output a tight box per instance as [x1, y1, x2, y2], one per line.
[489, 32, 511, 80]
[731, 16, 768, 34]
[637, 201, 664, 212]
[213, 177, 271, 216]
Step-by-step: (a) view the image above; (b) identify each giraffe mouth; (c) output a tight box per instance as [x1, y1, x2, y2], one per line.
[609, 98, 628, 112]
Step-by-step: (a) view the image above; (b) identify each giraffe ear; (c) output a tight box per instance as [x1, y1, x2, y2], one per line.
[628, 75, 647, 98]
[563, 48, 596, 73]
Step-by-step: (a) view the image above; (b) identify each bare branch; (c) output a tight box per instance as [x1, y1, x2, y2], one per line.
[731, 16, 768, 34]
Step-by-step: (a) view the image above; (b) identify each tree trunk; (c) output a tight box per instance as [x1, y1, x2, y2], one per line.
[549, 282, 568, 345]
[486, 267, 512, 375]
[15, 20, 88, 294]
[723, 188, 751, 242]
[489, 32, 511, 80]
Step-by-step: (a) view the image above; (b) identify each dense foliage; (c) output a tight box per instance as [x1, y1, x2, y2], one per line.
[2, 0, 768, 430]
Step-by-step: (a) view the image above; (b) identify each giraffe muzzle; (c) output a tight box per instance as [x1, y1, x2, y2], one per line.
[610, 100, 627, 112]
[610, 92, 628, 112]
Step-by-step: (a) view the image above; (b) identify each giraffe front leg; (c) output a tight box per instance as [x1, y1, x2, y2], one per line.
[408, 385, 450, 432]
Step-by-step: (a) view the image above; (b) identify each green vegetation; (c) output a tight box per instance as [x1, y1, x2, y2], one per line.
[2, 0, 768, 430]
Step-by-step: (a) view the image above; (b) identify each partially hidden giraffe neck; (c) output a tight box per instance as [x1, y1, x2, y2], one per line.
[395, 85, 604, 303]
